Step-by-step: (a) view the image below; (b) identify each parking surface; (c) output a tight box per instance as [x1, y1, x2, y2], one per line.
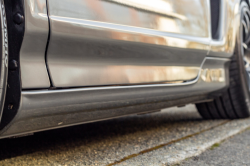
[0, 105, 248, 166]
[181, 128, 250, 166]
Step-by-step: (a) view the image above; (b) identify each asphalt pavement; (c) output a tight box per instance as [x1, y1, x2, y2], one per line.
[181, 128, 250, 166]
[0, 105, 248, 166]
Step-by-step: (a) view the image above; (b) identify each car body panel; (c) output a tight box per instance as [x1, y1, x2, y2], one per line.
[0, 57, 229, 137]
[209, 0, 241, 57]
[46, 0, 210, 87]
[20, 0, 50, 89]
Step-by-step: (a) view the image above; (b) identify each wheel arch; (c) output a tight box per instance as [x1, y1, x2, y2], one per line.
[0, 0, 24, 131]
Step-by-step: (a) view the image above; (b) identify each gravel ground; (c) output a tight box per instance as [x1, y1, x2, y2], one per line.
[181, 127, 250, 166]
[0, 105, 227, 166]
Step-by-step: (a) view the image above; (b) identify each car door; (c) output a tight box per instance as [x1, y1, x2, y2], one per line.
[46, 0, 211, 87]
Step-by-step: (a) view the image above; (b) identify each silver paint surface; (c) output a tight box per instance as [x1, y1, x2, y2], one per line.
[46, 0, 211, 87]
[0, 58, 229, 137]
[209, 0, 241, 57]
[20, 0, 50, 89]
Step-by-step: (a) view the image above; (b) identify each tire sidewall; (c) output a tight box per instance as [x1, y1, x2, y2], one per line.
[0, 0, 8, 118]
[235, 1, 250, 114]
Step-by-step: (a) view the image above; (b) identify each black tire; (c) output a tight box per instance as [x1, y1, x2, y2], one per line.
[196, 1, 250, 119]
[0, 0, 8, 118]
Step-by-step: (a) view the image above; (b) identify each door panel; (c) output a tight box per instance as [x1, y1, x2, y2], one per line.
[46, 0, 211, 87]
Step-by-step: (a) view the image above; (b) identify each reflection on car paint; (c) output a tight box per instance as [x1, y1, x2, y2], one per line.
[46, 0, 210, 87]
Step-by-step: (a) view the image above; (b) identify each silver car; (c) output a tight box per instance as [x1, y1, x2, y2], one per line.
[0, 0, 248, 138]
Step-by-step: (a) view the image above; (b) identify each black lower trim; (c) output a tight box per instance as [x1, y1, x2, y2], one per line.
[210, 0, 221, 40]
[0, 0, 24, 130]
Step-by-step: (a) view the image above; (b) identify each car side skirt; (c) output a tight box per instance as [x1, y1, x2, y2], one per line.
[0, 57, 229, 138]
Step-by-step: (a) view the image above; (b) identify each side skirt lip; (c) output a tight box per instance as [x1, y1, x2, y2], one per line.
[0, 57, 230, 138]
[0, 95, 209, 139]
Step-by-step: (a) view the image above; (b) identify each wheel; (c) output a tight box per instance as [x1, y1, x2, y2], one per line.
[196, 1, 250, 119]
[0, 0, 8, 119]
